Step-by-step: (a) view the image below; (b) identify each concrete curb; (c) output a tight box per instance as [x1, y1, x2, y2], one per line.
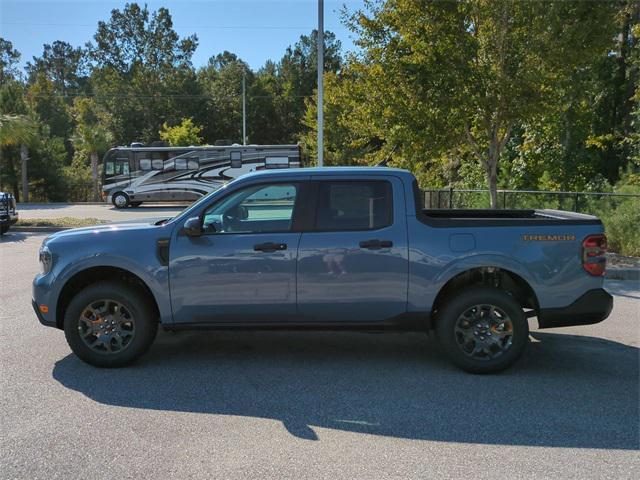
[607, 269, 640, 281]
[10, 226, 72, 233]
[16, 202, 106, 206]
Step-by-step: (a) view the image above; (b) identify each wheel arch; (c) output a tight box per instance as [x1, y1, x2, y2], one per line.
[431, 266, 540, 329]
[55, 266, 160, 329]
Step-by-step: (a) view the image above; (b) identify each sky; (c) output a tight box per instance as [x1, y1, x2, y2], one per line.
[0, 0, 366, 71]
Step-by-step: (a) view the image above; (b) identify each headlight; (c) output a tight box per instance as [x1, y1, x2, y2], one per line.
[39, 245, 53, 274]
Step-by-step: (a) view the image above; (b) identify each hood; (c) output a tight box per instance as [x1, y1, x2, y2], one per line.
[44, 219, 171, 243]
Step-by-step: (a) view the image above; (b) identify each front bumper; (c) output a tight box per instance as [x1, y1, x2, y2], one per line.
[33, 273, 59, 329]
[32, 299, 57, 328]
[0, 213, 18, 227]
[538, 288, 613, 329]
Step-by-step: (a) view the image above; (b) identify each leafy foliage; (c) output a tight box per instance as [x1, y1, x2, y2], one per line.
[159, 118, 203, 146]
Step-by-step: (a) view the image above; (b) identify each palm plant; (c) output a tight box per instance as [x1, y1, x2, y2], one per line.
[0, 114, 37, 201]
[71, 99, 113, 201]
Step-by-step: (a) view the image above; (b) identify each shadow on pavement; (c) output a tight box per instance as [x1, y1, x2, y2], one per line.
[606, 280, 640, 299]
[108, 204, 187, 212]
[53, 331, 639, 448]
[0, 231, 28, 243]
[16, 203, 69, 210]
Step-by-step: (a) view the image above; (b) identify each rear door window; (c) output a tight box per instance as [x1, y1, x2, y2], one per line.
[314, 181, 392, 231]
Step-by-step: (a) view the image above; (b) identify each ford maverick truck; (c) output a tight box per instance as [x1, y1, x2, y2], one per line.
[33, 167, 612, 373]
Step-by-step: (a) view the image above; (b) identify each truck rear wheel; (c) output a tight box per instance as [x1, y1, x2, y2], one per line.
[63, 282, 158, 368]
[435, 287, 528, 374]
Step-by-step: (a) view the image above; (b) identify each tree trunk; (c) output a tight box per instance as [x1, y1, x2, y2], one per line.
[486, 135, 500, 209]
[487, 168, 498, 209]
[7, 150, 20, 203]
[91, 151, 99, 202]
[20, 144, 28, 203]
[0, 147, 4, 193]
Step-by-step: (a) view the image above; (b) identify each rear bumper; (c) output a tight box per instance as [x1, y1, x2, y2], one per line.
[538, 288, 613, 329]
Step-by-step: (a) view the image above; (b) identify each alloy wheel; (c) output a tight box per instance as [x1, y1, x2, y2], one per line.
[78, 299, 136, 354]
[453, 304, 514, 360]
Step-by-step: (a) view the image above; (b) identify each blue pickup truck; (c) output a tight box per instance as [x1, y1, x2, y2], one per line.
[33, 167, 612, 373]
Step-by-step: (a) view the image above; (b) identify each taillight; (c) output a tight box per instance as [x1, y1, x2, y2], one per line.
[582, 234, 607, 276]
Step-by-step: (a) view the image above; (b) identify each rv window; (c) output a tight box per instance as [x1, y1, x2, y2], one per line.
[105, 162, 115, 175]
[134, 153, 151, 170]
[117, 160, 130, 175]
[152, 159, 164, 170]
[175, 158, 188, 170]
[265, 156, 290, 169]
[187, 157, 199, 169]
[230, 151, 242, 168]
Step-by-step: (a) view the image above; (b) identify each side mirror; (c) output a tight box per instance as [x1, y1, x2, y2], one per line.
[183, 216, 203, 237]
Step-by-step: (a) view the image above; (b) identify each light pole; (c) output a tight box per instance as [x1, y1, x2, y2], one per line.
[317, 0, 324, 167]
[242, 70, 247, 145]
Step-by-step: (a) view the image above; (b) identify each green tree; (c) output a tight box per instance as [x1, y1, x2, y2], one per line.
[89, 3, 197, 73]
[278, 31, 342, 140]
[26, 41, 87, 97]
[301, 71, 385, 167]
[342, 0, 617, 206]
[0, 38, 21, 83]
[71, 98, 113, 200]
[159, 118, 203, 146]
[88, 3, 201, 143]
[197, 51, 249, 143]
[25, 73, 74, 141]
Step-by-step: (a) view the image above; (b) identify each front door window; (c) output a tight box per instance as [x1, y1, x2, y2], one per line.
[203, 184, 298, 234]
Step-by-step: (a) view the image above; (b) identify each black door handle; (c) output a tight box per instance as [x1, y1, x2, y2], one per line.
[359, 239, 393, 250]
[254, 242, 287, 252]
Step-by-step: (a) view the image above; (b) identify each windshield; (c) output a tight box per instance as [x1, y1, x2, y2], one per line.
[103, 150, 130, 178]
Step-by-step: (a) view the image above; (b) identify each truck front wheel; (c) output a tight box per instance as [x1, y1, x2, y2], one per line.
[435, 287, 529, 374]
[63, 282, 158, 368]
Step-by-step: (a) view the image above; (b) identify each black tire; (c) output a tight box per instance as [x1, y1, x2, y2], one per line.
[435, 286, 528, 374]
[111, 192, 129, 208]
[63, 282, 158, 368]
[130, 202, 143, 208]
[0, 225, 8, 235]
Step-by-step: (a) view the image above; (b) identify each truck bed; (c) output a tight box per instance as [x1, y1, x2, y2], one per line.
[419, 209, 602, 227]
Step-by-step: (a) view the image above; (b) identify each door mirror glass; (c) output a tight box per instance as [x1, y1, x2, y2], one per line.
[183, 216, 204, 237]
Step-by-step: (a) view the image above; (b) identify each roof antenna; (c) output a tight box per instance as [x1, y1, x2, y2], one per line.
[376, 145, 397, 167]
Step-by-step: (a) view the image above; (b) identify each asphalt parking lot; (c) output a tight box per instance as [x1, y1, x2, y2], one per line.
[1, 232, 639, 480]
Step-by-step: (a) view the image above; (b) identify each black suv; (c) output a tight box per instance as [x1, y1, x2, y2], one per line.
[0, 192, 18, 234]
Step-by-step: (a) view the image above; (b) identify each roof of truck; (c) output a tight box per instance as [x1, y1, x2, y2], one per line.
[243, 166, 413, 179]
